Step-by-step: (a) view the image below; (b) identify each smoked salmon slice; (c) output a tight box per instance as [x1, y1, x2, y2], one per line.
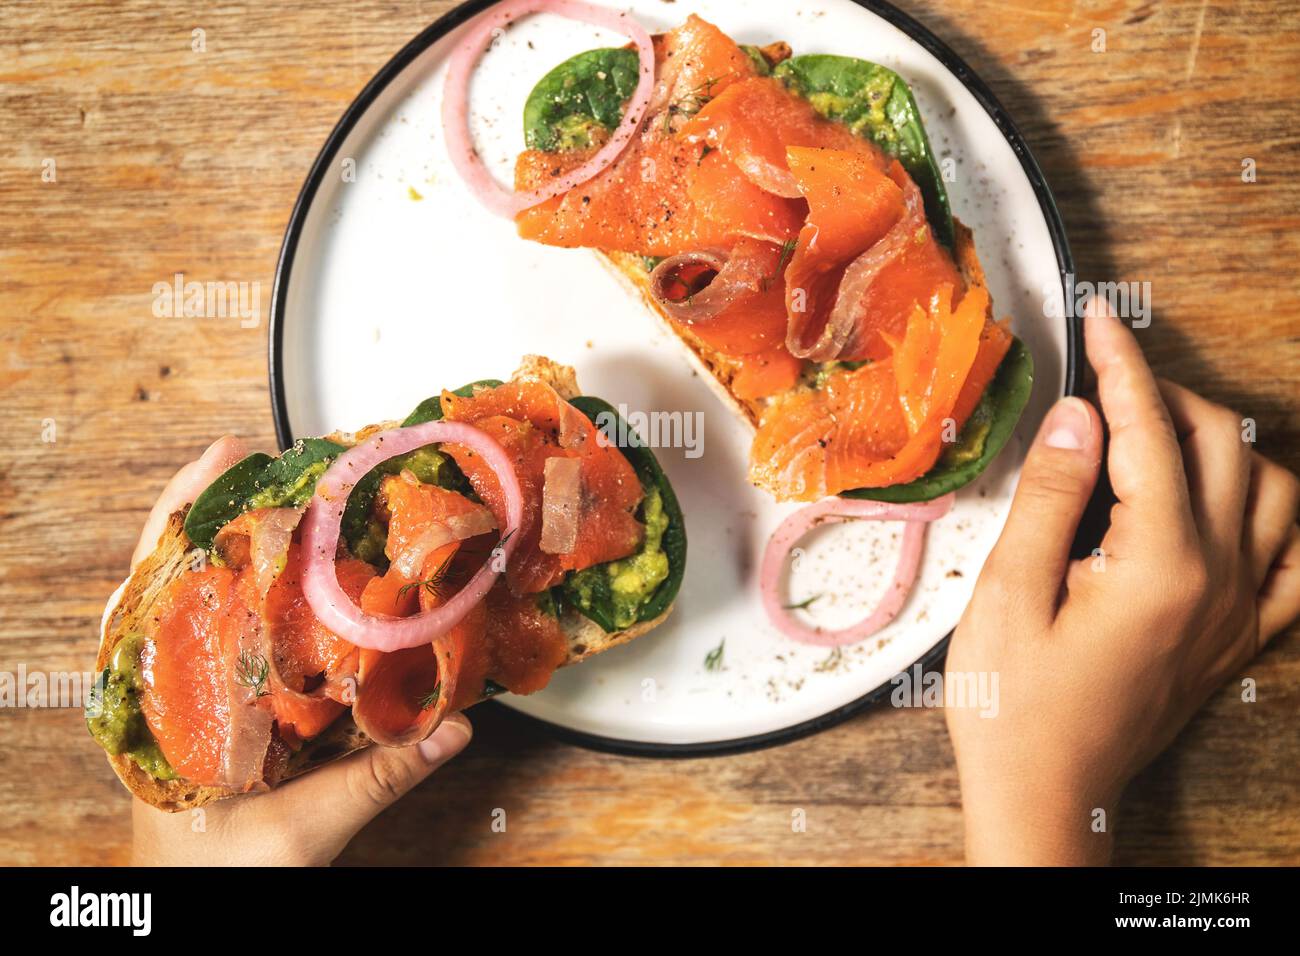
[786, 147, 906, 285]
[352, 577, 568, 736]
[439, 378, 644, 595]
[482, 585, 568, 696]
[648, 14, 758, 120]
[262, 544, 372, 701]
[749, 359, 910, 501]
[350, 473, 570, 742]
[687, 148, 806, 247]
[951, 319, 1014, 427]
[732, 346, 804, 400]
[351, 476, 493, 744]
[258, 544, 374, 741]
[750, 283, 996, 500]
[892, 285, 989, 436]
[652, 238, 793, 356]
[141, 566, 271, 788]
[377, 472, 505, 700]
[379, 474, 497, 567]
[783, 147, 962, 363]
[515, 130, 802, 254]
[353, 549, 486, 746]
[681, 76, 889, 198]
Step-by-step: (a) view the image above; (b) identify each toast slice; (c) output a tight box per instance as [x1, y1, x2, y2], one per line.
[96, 357, 673, 812]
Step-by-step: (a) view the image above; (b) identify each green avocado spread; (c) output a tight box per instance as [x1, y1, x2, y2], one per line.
[806, 83, 896, 146]
[563, 487, 670, 631]
[806, 360, 868, 389]
[549, 113, 608, 152]
[386, 446, 459, 486]
[350, 446, 466, 566]
[86, 633, 176, 780]
[247, 459, 329, 510]
[942, 410, 993, 467]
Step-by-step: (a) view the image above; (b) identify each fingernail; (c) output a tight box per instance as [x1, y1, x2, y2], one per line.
[1042, 397, 1092, 451]
[418, 716, 472, 765]
[1084, 293, 1115, 322]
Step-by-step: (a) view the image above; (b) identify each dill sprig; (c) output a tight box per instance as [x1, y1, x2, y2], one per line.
[663, 75, 725, 133]
[234, 651, 270, 698]
[782, 593, 821, 611]
[417, 682, 442, 711]
[704, 639, 725, 672]
[398, 555, 455, 602]
[762, 238, 798, 291]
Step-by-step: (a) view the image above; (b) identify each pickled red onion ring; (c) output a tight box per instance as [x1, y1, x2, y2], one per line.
[760, 494, 955, 647]
[300, 421, 523, 652]
[441, 0, 655, 218]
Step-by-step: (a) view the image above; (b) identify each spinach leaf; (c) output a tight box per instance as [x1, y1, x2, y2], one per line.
[183, 440, 345, 551]
[399, 397, 444, 428]
[558, 396, 688, 631]
[843, 336, 1034, 503]
[183, 453, 274, 551]
[523, 47, 641, 152]
[252, 438, 347, 506]
[774, 54, 955, 249]
[561, 568, 617, 633]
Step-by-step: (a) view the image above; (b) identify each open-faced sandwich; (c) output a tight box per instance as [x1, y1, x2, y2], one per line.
[446, 7, 1031, 504]
[88, 357, 685, 810]
[441, 4, 1032, 645]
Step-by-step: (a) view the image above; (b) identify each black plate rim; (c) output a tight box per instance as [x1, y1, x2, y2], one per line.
[267, 0, 1080, 758]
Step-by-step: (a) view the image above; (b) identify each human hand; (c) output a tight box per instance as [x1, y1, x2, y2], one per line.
[126, 438, 472, 866]
[130, 713, 470, 865]
[945, 301, 1300, 865]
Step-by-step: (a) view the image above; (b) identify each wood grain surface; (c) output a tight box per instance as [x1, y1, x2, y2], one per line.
[1, 0, 1296, 866]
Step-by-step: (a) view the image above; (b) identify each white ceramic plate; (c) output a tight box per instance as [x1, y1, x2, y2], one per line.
[270, 0, 1077, 753]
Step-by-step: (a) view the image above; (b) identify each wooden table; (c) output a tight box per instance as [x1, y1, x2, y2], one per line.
[2, 0, 1296, 866]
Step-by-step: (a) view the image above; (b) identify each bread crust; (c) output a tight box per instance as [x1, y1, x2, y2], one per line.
[97, 370, 674, 811]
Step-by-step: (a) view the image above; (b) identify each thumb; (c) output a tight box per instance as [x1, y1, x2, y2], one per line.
[133, 434, 248, 569]
[984, 396, 1103, 620]
[281, 714, 473, 862]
